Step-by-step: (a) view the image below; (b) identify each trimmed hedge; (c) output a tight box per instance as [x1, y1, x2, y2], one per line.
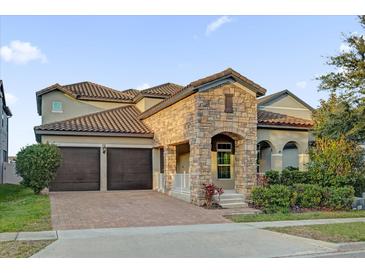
[252, 185, 291, 213]
[265, 168, 310, 186]
[252, 184, 355, 213]
[292, 184, 322, 209]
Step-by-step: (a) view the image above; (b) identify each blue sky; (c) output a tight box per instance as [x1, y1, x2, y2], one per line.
[0, 16, 362, 155]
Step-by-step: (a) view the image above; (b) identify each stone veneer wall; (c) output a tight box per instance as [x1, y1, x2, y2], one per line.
[143, 83, 258, 205]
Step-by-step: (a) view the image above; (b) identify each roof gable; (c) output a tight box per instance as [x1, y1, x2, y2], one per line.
[258, 89, 314, 111]
[139, 68, 267, 119]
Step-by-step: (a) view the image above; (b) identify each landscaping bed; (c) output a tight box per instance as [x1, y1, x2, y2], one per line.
[268, 222, 365, 243]
[0, 240, 54, 258]
[227, 210, 365, 223]
[0, 184, 51, 233]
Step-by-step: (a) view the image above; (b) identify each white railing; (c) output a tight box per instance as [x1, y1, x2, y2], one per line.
[154, 172, 166, 193]
[173, 172, 190, 194]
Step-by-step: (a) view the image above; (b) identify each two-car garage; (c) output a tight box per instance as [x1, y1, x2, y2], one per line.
[49, 146, 152, 192]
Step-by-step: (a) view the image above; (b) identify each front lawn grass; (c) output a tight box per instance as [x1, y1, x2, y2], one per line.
[268, 222, 365, 243]
[0, 240, 54, 258]
[0, 184, 51, 232]
[227, 210, 365, 223]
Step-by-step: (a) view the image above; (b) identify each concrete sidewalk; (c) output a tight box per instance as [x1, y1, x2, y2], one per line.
[2, 217, 365, 242]
[32, 223, 340, 258]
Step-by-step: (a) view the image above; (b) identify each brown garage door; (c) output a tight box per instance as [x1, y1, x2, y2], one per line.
[107, 148, 152, 190]
[50, 147, 100, 191]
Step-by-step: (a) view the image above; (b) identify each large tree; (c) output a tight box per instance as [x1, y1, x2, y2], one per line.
[315, 15, 365, 143]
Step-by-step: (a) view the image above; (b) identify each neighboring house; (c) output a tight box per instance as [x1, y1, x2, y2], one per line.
[34, 68, 313, 206]
[0, 80, 13, 183]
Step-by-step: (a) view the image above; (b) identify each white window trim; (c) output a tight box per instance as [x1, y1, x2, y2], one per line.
[51, 101, 63, 113]
[216, 142, 232, 180]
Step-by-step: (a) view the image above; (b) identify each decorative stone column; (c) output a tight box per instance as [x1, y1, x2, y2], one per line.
[164, 145, 176, 193]
[241, 138, 257, 199]
[189, 138, 211, 206]
[234, 139, 245, 194]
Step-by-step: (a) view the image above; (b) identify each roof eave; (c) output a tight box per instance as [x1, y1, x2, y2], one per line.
[34, 129, 154, 139]
[257, 124, 312, 131]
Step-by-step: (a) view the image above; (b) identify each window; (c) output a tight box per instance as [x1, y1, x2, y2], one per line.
[224, 94, 233, 113]
[217, 143, 232, 179]
[52, 101, 63, 113]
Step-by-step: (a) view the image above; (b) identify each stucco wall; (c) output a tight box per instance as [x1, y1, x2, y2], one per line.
[41, 91, 129, 124]
[135, 97, 164, 112]
[41, 135, 153, 146]
[259, 95, 312, 120]
[257, 128, 310, 171]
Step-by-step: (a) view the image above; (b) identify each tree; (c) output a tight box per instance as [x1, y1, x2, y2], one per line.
[315, 15, 365, 143]
[308, 136, 365, 195]
[16, 143, 62, 194]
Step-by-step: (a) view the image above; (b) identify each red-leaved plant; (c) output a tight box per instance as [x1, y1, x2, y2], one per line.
[202, 183, 224, 208]
[256, 173, 268, 187]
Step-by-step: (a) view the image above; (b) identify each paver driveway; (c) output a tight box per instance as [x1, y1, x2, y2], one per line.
[50, 191, 230, 230]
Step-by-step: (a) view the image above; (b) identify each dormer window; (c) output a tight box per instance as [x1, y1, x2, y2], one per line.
[52, 101, 63, 113]
[224, 94, 233, 113]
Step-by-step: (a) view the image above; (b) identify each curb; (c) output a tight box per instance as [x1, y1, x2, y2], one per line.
[0, 231, 58, 242]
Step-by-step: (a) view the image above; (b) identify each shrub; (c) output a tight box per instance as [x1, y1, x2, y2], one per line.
[251, 186, 268, 208]
[281, 168, 310, 186]
[252, 185, 291, 213]
[265, 170, 280, 184]
[202, 183, 224, 208]
[16, 143, 62, 194]
[265, 168, 310, 186]
[322, 186, 355, 210]
[292, 184, 322, 209]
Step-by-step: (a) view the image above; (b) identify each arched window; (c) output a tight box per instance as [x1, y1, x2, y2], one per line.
[282, 141, 299, 169]
[257, 141, 272, 173]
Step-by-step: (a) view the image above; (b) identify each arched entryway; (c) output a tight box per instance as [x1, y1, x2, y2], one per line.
[210, 132, 244, 190]
[257, 141, 273, 173]
[282, 141, 299, 169]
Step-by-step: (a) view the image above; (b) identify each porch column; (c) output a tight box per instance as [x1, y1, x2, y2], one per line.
[164, 145, 176, 193]
[298, 153, 310, 171]
[152, 148, 161, 190]
[271, 153, 283, 171]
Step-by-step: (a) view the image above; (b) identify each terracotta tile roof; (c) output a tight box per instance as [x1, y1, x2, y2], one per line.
[34, 105, 153, 136]
[139, 68, 267, 119]
[62, 82, 136, 102]
[140, 83, 183, 97]
[258, 110, 314, 128]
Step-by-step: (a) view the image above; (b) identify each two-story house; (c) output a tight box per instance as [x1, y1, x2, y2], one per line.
[34, 68, 313, 206]
[0, 80, 13, 183]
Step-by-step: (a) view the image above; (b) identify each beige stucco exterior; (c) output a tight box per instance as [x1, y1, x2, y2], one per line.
[135, 97, 164, 112]
[259, 95, 312, 120]
[257, 128, 310, 171]
[41, 91, 130, 124]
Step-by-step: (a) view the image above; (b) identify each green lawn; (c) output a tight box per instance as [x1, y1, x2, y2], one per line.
[0, 240, 54, 258]
[227, 210, 365, 223]
[0, 184, 51, 232]
[269, 222, 365, 243]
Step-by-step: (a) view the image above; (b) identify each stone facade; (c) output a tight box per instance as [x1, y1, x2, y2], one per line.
[143, 83, 258, 205]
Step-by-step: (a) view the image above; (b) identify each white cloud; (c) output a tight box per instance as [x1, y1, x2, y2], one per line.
[206, 16, 232, 36]
[0, 40, 47, 64]
[339, 43, 352, 53]
[136, 83, 151, 90]
[296, 81, 307, 89]
[5, 92, 18, 105]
